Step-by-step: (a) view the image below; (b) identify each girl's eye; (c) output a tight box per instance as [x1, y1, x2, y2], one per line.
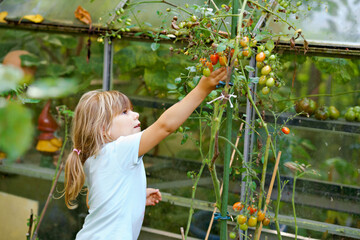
[122, 110, 127, 114]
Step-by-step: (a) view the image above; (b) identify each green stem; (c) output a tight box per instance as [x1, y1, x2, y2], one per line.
[31, 113, 69, 240]
[184, 163, 206, 239]
[246, 85, 283, 239]
[254, 135, 271, 239]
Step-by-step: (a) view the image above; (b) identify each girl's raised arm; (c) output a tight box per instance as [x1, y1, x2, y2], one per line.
[139, 67, 227, 157]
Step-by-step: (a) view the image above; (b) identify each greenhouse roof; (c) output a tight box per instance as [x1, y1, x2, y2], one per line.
[0, 0, 359, 56]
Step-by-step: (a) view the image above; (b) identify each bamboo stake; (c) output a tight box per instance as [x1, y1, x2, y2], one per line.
[180, 227, 185, 240]
[205, 123, 244, 240]
[255, 151, 282, 240]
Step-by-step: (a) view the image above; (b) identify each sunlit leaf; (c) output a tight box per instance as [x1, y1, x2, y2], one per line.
[0, 11, 8, 23]
[74, 6, 92, 25]
[0, 64, 24, 93]
[27, 77, 79, 99]
[23, 14, 44, 23]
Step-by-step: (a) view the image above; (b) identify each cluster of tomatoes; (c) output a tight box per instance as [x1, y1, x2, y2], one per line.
[198, 51, 230, 77]
[345, 106, 360, 122]
[255, 45, 279, 95]
[295, 98, 341, 121]
[229, 201, 271, 238]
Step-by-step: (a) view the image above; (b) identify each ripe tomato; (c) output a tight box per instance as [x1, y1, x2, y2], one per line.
[242, 49, 249, 57]
[239, 223, 248, 231]
[229, 232, 236, 239]
[210, 54, 219, 65]
[262, 86, 270, 95]
[247, 216, 257, 227]
[205, 61, 213, 72]
[230, 49, 235, 57]
[281, 126, 290, 134]
[261, 65, 272, 75]
[219, 56, 228, 66]
[203, 68, 211, 77]
[237, 214, 247, 225]
[240, 36, 249, 47]
[266, 77, 275, 87]
[232, 202, 244, 212]
[199, 58, 207, 65]
[257, 211, 265, 222]
[247, 205, 257, 215]
[256, 52, 266, 62]
[262, 217, 270, 226]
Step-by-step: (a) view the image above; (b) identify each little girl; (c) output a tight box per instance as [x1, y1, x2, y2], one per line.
[64, 67, 227, 239]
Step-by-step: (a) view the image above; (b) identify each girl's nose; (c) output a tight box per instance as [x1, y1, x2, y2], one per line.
[132, 111, 139, 119]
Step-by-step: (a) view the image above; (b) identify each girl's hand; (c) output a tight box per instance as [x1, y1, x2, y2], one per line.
[197, 67, 228, 94]
[146, 188, 162, 206]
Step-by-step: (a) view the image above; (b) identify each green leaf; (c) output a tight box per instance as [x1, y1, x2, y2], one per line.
[151, 42, 160, 51]
[265, 40, 274, 51]
[113, 48, 137, 72]
[250, 77, 259, 84]
[0, 101, 34, 162]
[20, 54, 47, 67]
[0, 65, 24, 93]
[245, 65, 255, 72]
[217, 43, 227, 53]
[27, 77, 79, 99]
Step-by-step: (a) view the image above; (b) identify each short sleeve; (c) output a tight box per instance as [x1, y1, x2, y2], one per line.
[107, 131, 144, 168]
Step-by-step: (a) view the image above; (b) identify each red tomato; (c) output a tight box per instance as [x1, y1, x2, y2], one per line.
[247, 205, 257, 215]
[199, 58, 207, 65]
[230, 48, 235, 57]
[210, 54, 219, 65]
[205, 61, 213, 72]
[281, 127, 290, 134]
[232, 202, 244, 211]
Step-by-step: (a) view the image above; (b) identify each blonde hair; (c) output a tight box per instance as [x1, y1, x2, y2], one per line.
[64, 90, 131, 209]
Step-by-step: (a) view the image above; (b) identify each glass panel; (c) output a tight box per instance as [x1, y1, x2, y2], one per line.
[267, 0, 360, 47]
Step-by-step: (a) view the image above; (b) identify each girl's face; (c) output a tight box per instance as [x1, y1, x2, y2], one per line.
[108, 109, 141, 139]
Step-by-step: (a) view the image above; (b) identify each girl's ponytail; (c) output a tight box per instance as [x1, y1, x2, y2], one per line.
[64, 150, 85, 209]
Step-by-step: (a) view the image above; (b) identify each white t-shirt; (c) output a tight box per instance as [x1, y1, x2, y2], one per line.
[76, 132, 146, 240]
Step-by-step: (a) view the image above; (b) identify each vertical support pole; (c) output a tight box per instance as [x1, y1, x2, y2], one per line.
[219, 0, 239, 239]
[239, 56, 257, 240]
[102, 38, 113, 91]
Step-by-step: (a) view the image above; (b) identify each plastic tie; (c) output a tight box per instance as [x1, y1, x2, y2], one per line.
[213, 212, 231, 221]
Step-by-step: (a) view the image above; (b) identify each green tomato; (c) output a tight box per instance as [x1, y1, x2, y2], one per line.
[262, 86, 270, 95]
[328, 106, 340, 120]
[191, 15, 197, 22]
[203, 68, 211, 77]
[229, 232, 236, 239]
[259, 75, 267, 85]
[345, 111, 356, 121]
[264, 50, 271, 56]
[258, 45, 265, 52]
[266, 77, 275, 87]
[261, 65, 272, 75]
[239, 223, 248, 231]
[354, 106, 360, 113]
[269, 54, 276, 60]
[297, 1, 302, 6]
